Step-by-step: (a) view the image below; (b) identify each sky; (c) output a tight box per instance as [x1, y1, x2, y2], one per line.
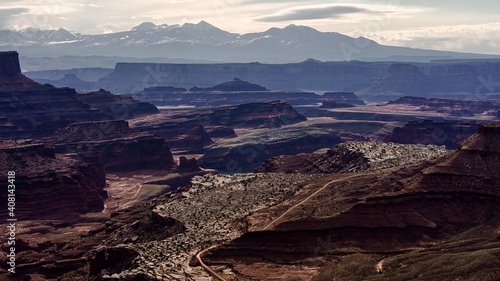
[1, 0, 500, 54]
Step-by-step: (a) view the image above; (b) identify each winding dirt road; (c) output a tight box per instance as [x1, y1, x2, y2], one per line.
[196, 174, 358, 280]
[196, 245, 228, 281]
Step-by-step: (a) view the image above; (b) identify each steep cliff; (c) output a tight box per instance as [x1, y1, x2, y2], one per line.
[358, 61, 500, 102]
[97, 60, 386, 93]
[129, 101, 306, 152]
[0, 51, 40, 91]
[0, 86, 111, 138]
[384, 119, 479, 149]
[0, 141, 106, 220]
[79, 89, 159, 119]
[0, 53, 159, 139]
[42, 120, 175, 172]
[134, 88, 365, 107]
[0, 52, 114, 138]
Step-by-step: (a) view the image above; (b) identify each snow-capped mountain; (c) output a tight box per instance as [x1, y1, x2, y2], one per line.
[1, 21, 498, 63]
[0, 27, 84, 45]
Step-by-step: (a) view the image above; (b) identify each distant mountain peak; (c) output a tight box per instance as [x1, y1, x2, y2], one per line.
[182, 20, 218, 30]
[2, 21, 498, 63]
[197, 20, 211, 26]
[283, 24, 306, 29]
[283, 24, 317, 31]
[132, 22, 157, 31]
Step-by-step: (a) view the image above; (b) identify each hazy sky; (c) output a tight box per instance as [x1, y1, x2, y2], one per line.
[1, 0, 500, 54]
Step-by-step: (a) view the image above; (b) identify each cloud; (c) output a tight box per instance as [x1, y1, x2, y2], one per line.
[0, 8, 28, 28]
[361, 23, 500, 55]
[256, 4, 371, 22]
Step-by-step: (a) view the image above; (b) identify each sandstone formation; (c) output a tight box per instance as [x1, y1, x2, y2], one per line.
[190, 78, 267, 91]
[34, 73, 97, 92]
[79, 89, 159, 119]
[256, 141, 449, 174]
[0, 141, 106, 220]
[97, 60, 386, 93]
[134, 84, 365, 107]
[42, 120, 175, 172]
[0, 51, 40, 91]
[357, 62, 500, 102]
[384, 119, 479, 149]
[0, 52, 159, 139]
[176, 156, 201, 173]
[25, 67, 113, 84]
[129, 101, 306, 152]
[202, 122, 500, 280]
[0, 85, 110, 138]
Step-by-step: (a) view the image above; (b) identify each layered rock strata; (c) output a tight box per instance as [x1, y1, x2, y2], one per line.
[129, 101, 306, 152]
[203, 122, 500, 279]
[384, 119, 478, 149]
[42, 120, 175, 172]
[0, 141, 106, 220]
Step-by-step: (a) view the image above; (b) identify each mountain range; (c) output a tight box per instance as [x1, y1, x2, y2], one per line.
[1, 21, 499, 65]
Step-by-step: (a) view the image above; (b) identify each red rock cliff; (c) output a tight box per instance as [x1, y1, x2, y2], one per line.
[0, 51, 39, 91]
[0, 141, 106, 220]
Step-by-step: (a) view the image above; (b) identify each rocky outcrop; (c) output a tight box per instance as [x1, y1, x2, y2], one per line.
[89, 245, 140, 279]
[0, 56, 114, 138]
[42, 120, 175, 172]
[0, 85, 112, 139]
[384, 119, 479, 149]
[190, 78, 268, 91]
[25, 67, 113, 83]
[129, 101, 306, 152]
[256, 141, 449, 174]
[34, 73, 98, 92]
[175, 156, 201, 173]
[0, 51, 22, 76]
[0, 141, 106, 220]
[203, 122, 500, 278]
[129, 118, 213, 153]
[78, 89, 159, 119]
[0, 52, 159, 139]
[134, 87, 365, 107]
[0, 51, 40, 92]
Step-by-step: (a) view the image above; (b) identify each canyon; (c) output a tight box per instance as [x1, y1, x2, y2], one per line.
[201, 121, 500, 280]
[1, 50, 499, 280]
[28, 59, 500, 104]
